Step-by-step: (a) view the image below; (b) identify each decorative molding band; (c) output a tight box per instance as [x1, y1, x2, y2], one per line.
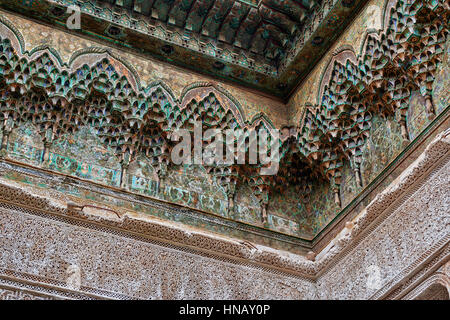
[400, 264, 450, 300]
[0, 5, 448, 240]
[314, 128, 450, 276]
[0, 127, 448, 281]
[377, 242, 450, 300]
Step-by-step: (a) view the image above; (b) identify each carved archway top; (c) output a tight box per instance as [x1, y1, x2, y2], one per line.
[0, 15, 260, 131]
[0, 20, 266, 133]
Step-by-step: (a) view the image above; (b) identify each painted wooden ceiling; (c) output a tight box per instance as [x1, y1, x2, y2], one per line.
[101, 0, 319, 64]
[0, 0, 368, 99]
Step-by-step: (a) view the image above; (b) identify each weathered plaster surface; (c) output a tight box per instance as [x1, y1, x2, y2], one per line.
[0, 206, 317, 299]
[0, 128, 448, 299]
[1, 2, 448, 239]
[0, 1, 448, 299]
[317, 152, 449, 299]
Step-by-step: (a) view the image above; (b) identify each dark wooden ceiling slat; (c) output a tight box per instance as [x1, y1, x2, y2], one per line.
[133, 0, 154, 15]
[217, 2, 250, 44]
[201, 0, 234, 38]
[95, 0, 331, 66]
[152, 0, 174, 21]
[233, 7, 260, 50]
[167, 0, 196, 28]
[185, 0, 216, 33]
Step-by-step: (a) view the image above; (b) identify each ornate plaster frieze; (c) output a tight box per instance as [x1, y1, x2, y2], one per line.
[0, 201, 318, 299]
[294, 0, 449, 204]
[314, 128, 450, 273]
[0, 283, 55, 300]
[399, 262, 450, 299]
[0, 0, 448, 239]
[0, 0, 371, 97]
[0, 127, 448, 283]
[382, 254, 450, 300]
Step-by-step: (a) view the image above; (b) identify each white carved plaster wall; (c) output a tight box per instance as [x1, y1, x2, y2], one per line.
[0, 129, 449, 299]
